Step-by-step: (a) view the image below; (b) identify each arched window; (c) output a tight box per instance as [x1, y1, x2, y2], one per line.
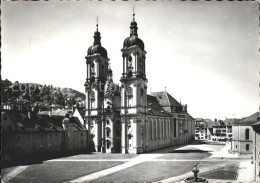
[106, 140, 111, 149]
[106, 128, 111, 138]
[246, 144, 249, 151]
[127, 96, 133, 107]
[127, 70, 132, 77]
[91, 100, 95, 109]
[245, 129, 250, 140]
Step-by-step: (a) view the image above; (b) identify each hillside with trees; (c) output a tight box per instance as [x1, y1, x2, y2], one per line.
[1, 79, 85, 109]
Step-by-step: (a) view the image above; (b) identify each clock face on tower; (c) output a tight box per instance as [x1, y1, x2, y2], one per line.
[89, 91, 95, 99]
[126, 87, 133, 96]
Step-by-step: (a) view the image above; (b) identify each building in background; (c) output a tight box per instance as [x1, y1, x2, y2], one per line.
[209, 124, 232, 143]
[1, 101, 89, 166]
[194, 118, 232, 144]
[84, 13, 195, 154]
[252, 120, 260, 182]
[194, 118, 208, 141]
[194, 118, 215, 141]
[231, 112, 259, 154]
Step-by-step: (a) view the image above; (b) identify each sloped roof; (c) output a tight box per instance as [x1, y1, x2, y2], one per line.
[224, 118, 234, 125]
[147, 95, 170, 117]
[73, 108, 85, 119]
[2, 111, 85, 133]
[187, 114, 196, 121]
[252, 121, 260, 126]
[151, 91, 182, 108]
[234, 112, 260, 126]
[252, 121, 260, 133]
[71, 116, 85, 129]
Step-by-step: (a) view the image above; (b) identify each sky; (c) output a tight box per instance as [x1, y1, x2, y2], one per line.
[2, 0, 259, 120]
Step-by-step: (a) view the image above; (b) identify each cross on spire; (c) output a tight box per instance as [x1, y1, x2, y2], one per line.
[95, 16, 99, 31]
[132, 4, 135, 21]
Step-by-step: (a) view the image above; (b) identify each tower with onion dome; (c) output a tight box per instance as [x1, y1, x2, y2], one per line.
[120, 10, 148, 154]
[84, 20, 110, 152]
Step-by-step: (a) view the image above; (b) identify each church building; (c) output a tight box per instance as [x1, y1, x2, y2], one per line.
[84, 13, 195, 154]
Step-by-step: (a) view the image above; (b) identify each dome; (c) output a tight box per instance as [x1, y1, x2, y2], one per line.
[87, 44, 107, 58]
[131, 20, 137, 27]
[123, 14, 145, 51]
[94, 30, 100, 36]
[123, 36, 144, 51]
[87, 24, 108, 58]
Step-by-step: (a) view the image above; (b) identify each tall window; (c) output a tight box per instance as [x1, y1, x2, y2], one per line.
[126, 87, 133, 107]
[106, 128, 111, 138]
[170, 120, 173, 137]
[107, 141, 111, 149]
[150, 119, 153, 140]
[127, 97, 133, 107]
[91, 100, 95, 109]
[165, 120, 168, 137]
[162, 120, 164, 138]
[245, 129, 250, 140]
[158, 120, 161, 139]
[161, 120, 163, 139]
[164, 119, 168, 137]
[173, 118, 177, 138]
[154, 119, 157, 139]
[246, 144, 249, 151]
[168, 120, 170, 138]
[164, 120, 166, 138]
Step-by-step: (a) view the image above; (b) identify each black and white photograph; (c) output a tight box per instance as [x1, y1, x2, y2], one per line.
[1, 0, 259, 182]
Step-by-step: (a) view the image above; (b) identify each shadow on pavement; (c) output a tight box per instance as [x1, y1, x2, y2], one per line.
[170, 149, 209, 153]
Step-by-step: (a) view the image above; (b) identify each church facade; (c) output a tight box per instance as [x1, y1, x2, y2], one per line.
[84, 14, 195, 154]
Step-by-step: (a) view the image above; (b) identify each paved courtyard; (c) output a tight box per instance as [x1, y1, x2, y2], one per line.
[2, 143, 255, 183]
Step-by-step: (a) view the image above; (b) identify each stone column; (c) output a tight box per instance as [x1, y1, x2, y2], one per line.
[121, 118, 127, 154]
[94, 120, 99, 152]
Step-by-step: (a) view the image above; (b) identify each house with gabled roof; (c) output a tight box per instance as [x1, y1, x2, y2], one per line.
[231, 111, 260, 154]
